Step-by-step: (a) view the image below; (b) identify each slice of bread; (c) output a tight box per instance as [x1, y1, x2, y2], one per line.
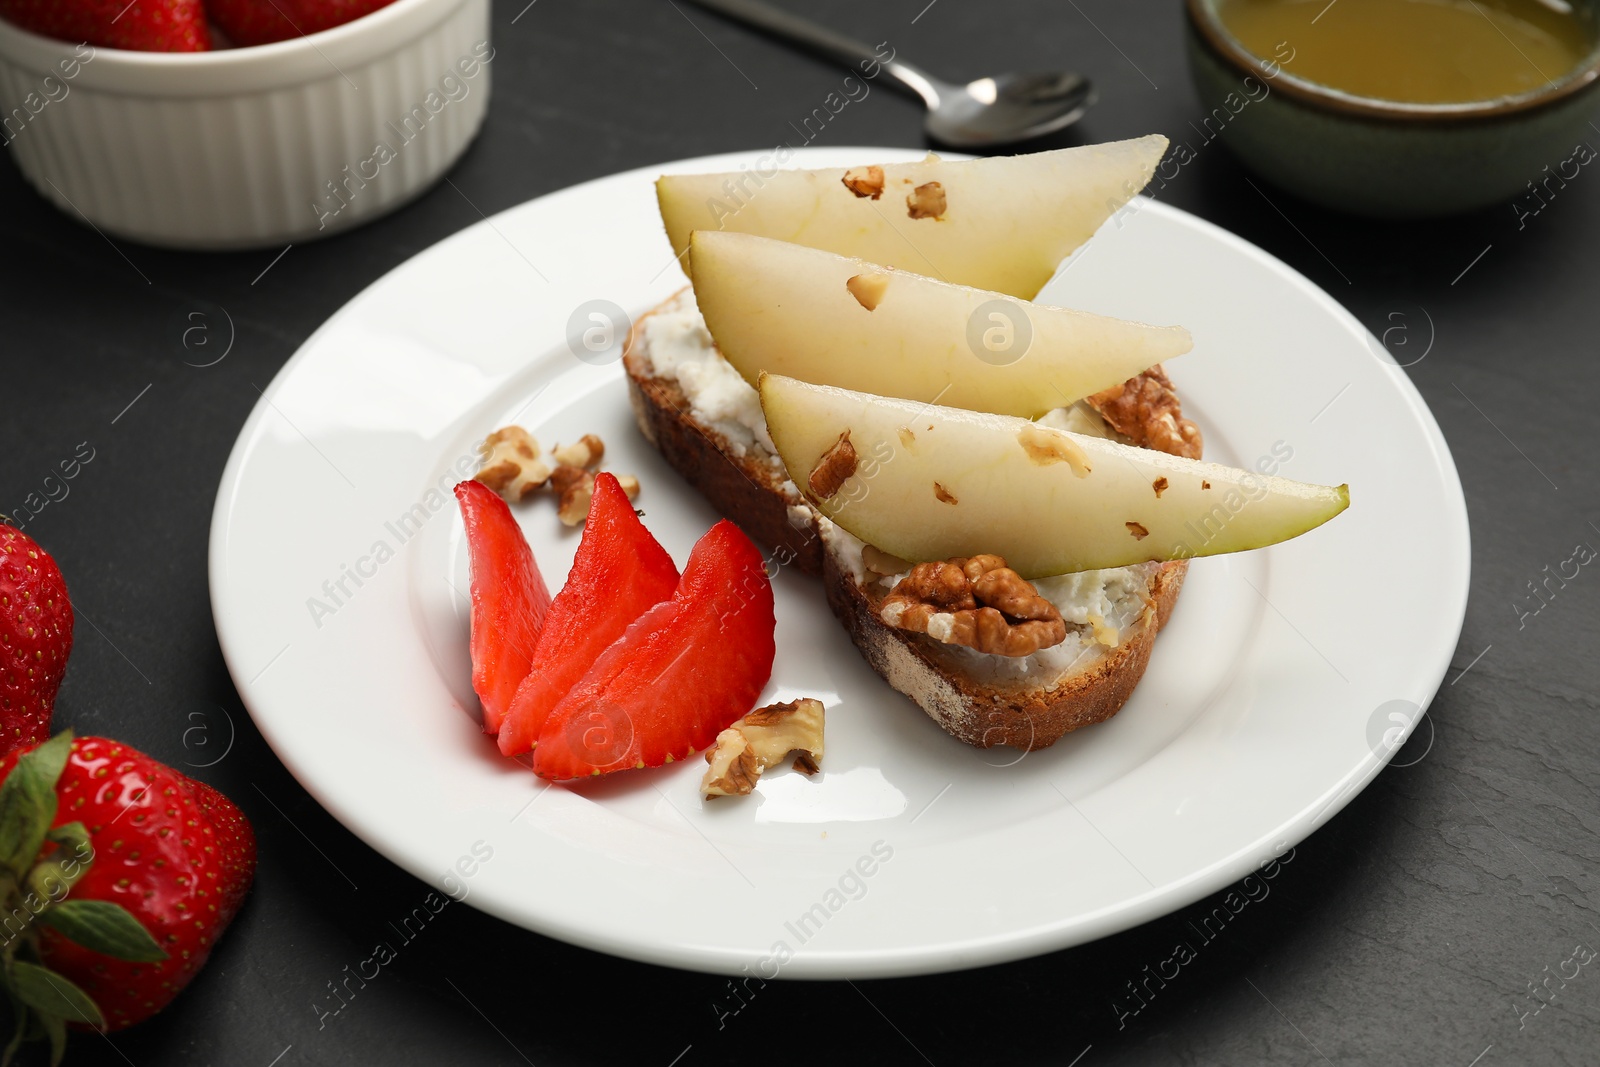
[823, 528, 1189, 749]
[623, 287, 1202, 750]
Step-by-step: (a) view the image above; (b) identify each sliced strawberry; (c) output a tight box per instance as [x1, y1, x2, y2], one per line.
[498, 474, 679, 757]
[454, 481, 551, 735]
[533, 520, 775, 780]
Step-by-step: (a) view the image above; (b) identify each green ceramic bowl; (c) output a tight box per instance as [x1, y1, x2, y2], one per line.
[1184, 0, 1600, 218]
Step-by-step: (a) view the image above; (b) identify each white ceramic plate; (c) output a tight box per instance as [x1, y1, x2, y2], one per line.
[210, 148, 1469, 979]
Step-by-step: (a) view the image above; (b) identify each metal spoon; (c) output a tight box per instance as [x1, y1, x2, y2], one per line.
[682, 0, 1096, 148]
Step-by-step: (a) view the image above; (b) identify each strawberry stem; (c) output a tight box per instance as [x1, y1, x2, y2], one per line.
[0, 732, 167, 1059]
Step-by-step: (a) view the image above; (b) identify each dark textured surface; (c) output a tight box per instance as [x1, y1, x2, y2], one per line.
[4, 1, 1597, 1064]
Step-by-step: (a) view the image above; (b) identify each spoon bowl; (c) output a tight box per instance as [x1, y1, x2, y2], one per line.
[925, 71, 1097, 147]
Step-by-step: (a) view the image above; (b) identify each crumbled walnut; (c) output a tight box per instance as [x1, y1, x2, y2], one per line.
[933, 481, 958, 505]
[841, 165, 886, 199]
[552, 434, 604, 469]
[475, 426, 552, 501]
[476, 427, 632, 522]
[552, 467, 639, 525]
[897, 427, 916, 449]
[846, 272, 891, 311]
[1152, 477, 1169, 498]
[879, 555, 1066, 657]
[1087, 613, 1119, 647]
[862, 544, 912, 577]
[808, 431, 857, 499]
[548, 464, 588, 496]
[1017, 423, 1092, 477]
[702, 698, 826, 798]
[1126, 521, 1149, 540]
[1202, 480, 1211, 490]
[906, 181, 947, 219]
[553, 467, 595, 525]
[1087, 366, 1203, 459]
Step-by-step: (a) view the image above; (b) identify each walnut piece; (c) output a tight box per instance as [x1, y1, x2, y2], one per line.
[476, 426, 634, 523]
[1152, 476, 1169, 498]
[846, 272, 891, 311]
[906, 180, 947, 220]
[1017, 423, 1092, 477]
[702, 698, 826, 798]
[475, 426, 552, 502]
[841, 165, 885, 199]
[1087, 366, 1203, 459]
[933, 481, 958, 505]
[1126, 521, 1150, 540]
[879, 555, 1067, 657]
[808, 431, 857, 499]
[1087, 613, 1119, 647]
[553, 467, 639, 525]
[552, 433, 604, 469]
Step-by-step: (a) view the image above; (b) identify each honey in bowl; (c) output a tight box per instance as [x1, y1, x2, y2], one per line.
[1218, 0, 1596, 104]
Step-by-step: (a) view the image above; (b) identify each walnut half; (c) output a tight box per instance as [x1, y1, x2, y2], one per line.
[702, 699, 826, 798]
[879, 555, 1067, 657]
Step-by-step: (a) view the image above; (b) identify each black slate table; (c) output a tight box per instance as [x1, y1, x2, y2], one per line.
[6, 2, 1598, 1064]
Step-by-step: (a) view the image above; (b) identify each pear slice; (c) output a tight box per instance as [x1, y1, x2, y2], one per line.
[690, 231, 1191, 417]
[760, 375, 1349, 578]
[657, 136, 1167, 298]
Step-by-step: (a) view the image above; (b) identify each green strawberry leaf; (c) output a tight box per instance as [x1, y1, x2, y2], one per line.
[0, 733, 73, 878]
[39, 823, 93, 891]
[9, 961, 102, 1031]
[43, 823, 90, 856]
[38, 901, 166, 963]
[0, 990, 24, 1067]
[39, 1011, 64, 1067]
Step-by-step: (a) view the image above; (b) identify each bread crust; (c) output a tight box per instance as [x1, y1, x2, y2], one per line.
[624, 300, 825, 575]
[825, 554, 1188, 749]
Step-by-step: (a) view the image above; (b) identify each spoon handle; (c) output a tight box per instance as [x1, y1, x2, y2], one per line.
[680, 0, 943, 108]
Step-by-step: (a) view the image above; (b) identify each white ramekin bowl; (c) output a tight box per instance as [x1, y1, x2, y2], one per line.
[0, 0, 490, 249]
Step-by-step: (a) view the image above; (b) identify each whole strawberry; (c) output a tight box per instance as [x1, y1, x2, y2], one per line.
[0, 527, 73, 758]
[0, 732, 256, 1058]
[210, 0, 395, 46]
[0, 0, 210, 52]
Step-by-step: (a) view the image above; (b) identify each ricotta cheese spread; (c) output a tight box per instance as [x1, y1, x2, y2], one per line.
[635, 288, 776, 456]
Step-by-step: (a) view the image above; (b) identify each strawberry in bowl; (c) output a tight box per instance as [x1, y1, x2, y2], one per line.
[0, 0, 404, 52]
[0, 0, 491, 248]
[210, 0, 399, 47]
[0, 0, 211, 52]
